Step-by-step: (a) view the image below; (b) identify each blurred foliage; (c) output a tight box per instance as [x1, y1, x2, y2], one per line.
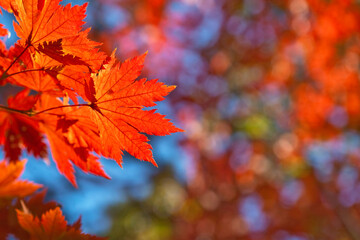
[107, 168, 184, 240]
[88, 0, 360, 239]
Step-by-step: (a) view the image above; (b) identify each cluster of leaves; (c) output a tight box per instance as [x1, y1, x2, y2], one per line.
[91, 0, 360, 239]
[0, 0, 180, 238]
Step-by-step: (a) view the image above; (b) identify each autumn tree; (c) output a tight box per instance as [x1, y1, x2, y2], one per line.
[88, 0, 360, 239]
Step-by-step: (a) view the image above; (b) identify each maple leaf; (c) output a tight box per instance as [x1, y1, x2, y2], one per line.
[0, 159, 42, 198]
[17, 207, 107, 240]
[88, 52, 182, 166]
[12, 0, 87, 46]
[9, 0, 106, 71]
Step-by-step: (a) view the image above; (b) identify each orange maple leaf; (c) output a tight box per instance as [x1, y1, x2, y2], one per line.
[12, 0, 87, 46]
[54, 52, 182, 168]
[8, 0, 107, 72]
[88, 52, 183, 166]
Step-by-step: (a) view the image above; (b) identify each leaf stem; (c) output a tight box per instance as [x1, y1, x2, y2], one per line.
[33, 103, 91, 115]
[0, 103, 91, 116]
[0, 105, 29, 114]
